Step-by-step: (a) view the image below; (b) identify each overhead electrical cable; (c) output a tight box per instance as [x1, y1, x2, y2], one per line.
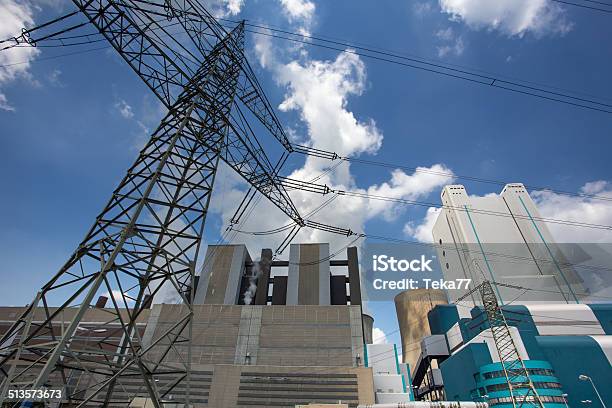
[333, 189, 612, 231]
[0, 10, 81, 46]
[4, 13, 612, 114]
[550, 0, 612, 13]
[242, 27, 612, 114]
[293, 144, 612, 203]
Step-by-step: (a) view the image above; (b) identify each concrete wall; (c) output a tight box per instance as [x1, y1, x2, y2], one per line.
[143, 304, 364, 368]
[93, 364, 375, 408]
[208, 364, 375, 408]
[288, 243, 331, 305]
[194, 244, 251, 305]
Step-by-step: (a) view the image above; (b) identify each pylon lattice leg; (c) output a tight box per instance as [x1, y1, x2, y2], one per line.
[0, 23, 245, 407]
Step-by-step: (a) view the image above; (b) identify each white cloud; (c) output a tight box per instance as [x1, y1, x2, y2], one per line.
[437, 38, 465, 57]
[434, 27, 465, 58]
[0, 93, 15, 112]
[435, 27, 454, 41]
[0, 0, 40, 111]
[47, 68, 63, 87]
[112, 93, 166, 149]
[254, 27, 275, 69]
[226, 0, 243, 15]
[207, 2, 452, 260]
[532, 181, 612, 243]
[203, 0, 243, 17]
[280, 0, 315, 25]
[277, 52, 383, 164]
[372, 327, 388, 344]
[367, 166, 453, 221]
[439, 0, 573, 37]
[208, 50, 451, 255]
[115, 99, 134, 119]
[404, 207, 442, 243]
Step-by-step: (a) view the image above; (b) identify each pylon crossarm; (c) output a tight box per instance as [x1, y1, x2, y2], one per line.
[166, 2, 293, 150]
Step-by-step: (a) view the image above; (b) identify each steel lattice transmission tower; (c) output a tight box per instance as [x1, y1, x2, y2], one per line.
[0, 0, 305, 406]
[458, 281, 545, 408]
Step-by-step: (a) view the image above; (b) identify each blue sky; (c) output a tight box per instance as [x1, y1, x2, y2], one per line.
[1, 0, 611, 348]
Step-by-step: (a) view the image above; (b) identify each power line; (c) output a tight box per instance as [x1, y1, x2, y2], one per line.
[292, 145, 612, 203]
[550, 0, 612, 13]
[333, 189, 612, 231]
[573, 0, 612, 6]
[4, 14, 612, 115]
[5, 29, 610, 208]
[0, 45, 110, 68]
[269, 175, 612, 232]
[235, 217, 612, 274]
[243, 27, 612, 115]
[0, 10, 81, 45]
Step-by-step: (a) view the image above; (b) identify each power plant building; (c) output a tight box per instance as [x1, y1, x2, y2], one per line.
[0, 243, 381, 408]
[132, 242, 374, 407]
[400, 183, 612, 407]
[411, 303, 612, 407]
[432, 183, 588, 305]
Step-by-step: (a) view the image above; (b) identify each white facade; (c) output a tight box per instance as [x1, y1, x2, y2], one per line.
[432, 184, 586, 305]
[365, 344, 413, 403]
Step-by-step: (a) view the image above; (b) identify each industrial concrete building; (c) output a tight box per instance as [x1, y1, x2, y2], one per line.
[0, 302, 152, 405]
[0, 243, 381, 408]
[412, 303, 612, 408]
[432, 183, 587, 305]
[403, 183, 612, 407]
[194, 243, 363, 307]
[364, 344, 413, 404]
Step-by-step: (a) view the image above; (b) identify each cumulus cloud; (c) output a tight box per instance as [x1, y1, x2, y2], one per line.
[203, 0, 244, 17]
[373, 327, 388, 344]
[439, 0, 573, 37]
[277, 52, 383, 163]
[404, 207, 442, 243]
[204, 1, 452, 261]
[367, 166, 453, 221]
[279, 0, 315, 26]
[0, 0, 40, 111]
[532, 181, 612, 243]
[225, 0, 243, 15]
[208, 48, 451, 258]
